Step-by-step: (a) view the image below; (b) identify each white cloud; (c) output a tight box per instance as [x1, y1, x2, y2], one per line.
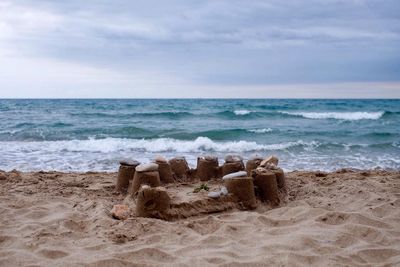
[0, 1, 63, 40]
[0, 55, 190, 98]
[0, 0, 399, 97]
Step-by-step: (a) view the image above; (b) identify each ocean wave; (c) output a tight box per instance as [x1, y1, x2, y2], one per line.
[234, 110, 252, 115]
[279, 111, 384, 120]
[0, 137, 312, 154]
[69, 111, 195, 119]
[0, 137, 399, 172]
[215, 110, 274, 119]
[247, 128, 273, 134]
[172, 128, 254, 140]
[2, 137, 397, 155]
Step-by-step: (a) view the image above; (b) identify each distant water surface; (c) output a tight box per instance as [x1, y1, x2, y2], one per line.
[0, 99, 399, 172]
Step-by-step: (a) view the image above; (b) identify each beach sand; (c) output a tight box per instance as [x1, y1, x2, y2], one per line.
[0, 169, 399, 266]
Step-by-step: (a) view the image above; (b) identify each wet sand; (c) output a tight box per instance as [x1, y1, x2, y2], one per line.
[0, 169, 399, 266]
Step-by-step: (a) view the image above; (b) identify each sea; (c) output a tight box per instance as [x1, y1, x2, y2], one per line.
[0, 99, 399, 172]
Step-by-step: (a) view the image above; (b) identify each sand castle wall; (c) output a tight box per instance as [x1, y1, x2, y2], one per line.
[115, 154, 286, 221]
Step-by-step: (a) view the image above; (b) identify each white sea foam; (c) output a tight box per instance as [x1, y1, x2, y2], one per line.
[0, 137, 315, 171]
[247, 128, 273, 134]
[234, 109, 251, 115]
[0, 137, 307, 154]
[280, 111, 384, 120]
[0, 137, 398, 172]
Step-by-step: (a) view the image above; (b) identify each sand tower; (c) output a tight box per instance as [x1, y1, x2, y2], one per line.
[135, 185, 171, 218]
[223, 171, 257, 210]
[130, 163, 160, 196]
[154, 156, 174, 183]
[168, 157, 190, 180]
[116, 159, 140, 192]
[222, 154, 245, 176]
[251, 167, 280, 205]
[196, 155, 219, 181]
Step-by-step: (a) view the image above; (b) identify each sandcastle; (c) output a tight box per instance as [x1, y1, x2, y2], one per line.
[196, 155, 219, 181]
[154, 156, 174, 183]
[116, 159, 140, 192]
[168, 157, 191, 181]
[252, 167, 280, 205]
[245, 155, 263, 176]
[113, 154, 287, 221]
[130, 163, 160, 196]
[222, 154, 245, 176]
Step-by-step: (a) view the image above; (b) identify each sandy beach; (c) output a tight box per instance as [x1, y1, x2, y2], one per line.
[1, 169, 399, 266]
[1, 0, 400, 265]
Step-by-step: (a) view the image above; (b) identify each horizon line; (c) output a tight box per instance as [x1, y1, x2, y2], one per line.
[1, 97, 400, 100]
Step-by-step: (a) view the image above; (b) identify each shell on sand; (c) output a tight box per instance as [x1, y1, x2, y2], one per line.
[154, 155, 167, 163]
[119, 159, 140, 167]
[260, 155, 279, 167]
[207, 191, 221, 198]
[222, 171, 247, 180]
[246, 158, 263, 176]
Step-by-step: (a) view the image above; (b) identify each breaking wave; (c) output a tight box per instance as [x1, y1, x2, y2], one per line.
[0, 137, 398, 172]
[0, 137, 311, 154]
[279, 111, 385, 120]
[247, 128, 273, 134]
[233, 109, 252, 115]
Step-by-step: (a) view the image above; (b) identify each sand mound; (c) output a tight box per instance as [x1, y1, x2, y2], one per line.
[0, 169, 399, 266]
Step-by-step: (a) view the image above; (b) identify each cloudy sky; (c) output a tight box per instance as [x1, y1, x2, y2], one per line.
[0, 0, 399, 98]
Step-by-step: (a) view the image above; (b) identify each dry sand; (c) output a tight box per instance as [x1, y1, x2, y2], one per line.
[0, 169, 399, 266]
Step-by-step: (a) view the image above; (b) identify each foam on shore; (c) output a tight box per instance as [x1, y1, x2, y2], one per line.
[0, 137, 399, 172]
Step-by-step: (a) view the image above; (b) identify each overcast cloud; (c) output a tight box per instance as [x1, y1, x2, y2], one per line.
[0, 0, 399, 98]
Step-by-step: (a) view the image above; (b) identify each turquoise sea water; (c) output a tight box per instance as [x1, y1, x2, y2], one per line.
[0, 99, 399, 171]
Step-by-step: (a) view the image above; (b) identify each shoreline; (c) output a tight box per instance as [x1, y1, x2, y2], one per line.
[2, 167, 399, 174]
[1, 169, 399, 266]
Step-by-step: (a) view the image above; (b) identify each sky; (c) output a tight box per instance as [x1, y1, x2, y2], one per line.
[0, 0, 399, 98]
